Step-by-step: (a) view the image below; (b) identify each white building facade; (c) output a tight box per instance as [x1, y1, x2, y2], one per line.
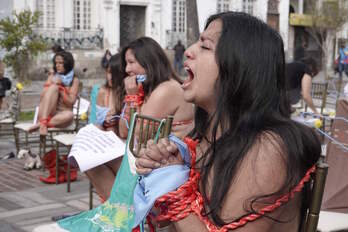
[9, 0, 290, 58]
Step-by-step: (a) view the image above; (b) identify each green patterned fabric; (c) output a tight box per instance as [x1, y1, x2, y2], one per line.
[58, 113, 139, 232]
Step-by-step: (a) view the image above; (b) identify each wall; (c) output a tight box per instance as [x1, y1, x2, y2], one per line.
[279, 0, 290, 52]
[197, 0, 216, 32]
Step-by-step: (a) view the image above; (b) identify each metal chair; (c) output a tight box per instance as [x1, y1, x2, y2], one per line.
[14, 96, 81, 157]
[89, 108, 173, 209]
[305, 82, 328, 115]
[0, 87, 21, 137]
[53, 133, 76, 192]
[301, 160, 329, 232]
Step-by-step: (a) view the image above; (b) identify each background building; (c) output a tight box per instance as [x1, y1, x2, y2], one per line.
[4, 0, 346, 72]
[2, 0, 288, 53]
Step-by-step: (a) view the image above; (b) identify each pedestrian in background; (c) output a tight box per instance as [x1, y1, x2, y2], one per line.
[286, 57, 319, 114]
[101, 49, 112, 70]
[338, 43, 348, 78]
[173, 40, 185, 75]
[0, 60, 12, 110]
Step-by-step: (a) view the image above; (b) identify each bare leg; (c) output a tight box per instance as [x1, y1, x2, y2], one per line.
[85, 157, 122, 199]
[29, 85, 59, 134]
[29, 110, 74, 134]
[27, 85, 60, 134]
[38, 85, 60, 135]
[48, 110, 74, 128]
[85, 165, 115, 200]
[0, 97, 3, 110]
[105, 156, 122, 174]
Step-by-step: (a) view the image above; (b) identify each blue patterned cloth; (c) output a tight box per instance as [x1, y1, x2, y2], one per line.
[58, 70, 74, 86]
[133, 134, 191, 227]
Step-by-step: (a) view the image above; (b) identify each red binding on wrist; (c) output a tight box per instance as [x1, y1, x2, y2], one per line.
[124, 85, 145, 107]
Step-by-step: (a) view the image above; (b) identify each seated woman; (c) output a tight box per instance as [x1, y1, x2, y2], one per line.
[85, 54, 126, 201]
[136, 12, 321, 231]
[29, 51, 79, 135]
[87, 37, 194, 201]
[119, 36, 194, 139]
[88, 54, 124, 133]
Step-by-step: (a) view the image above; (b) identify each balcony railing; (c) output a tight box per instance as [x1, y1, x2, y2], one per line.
[33, 28, 104, 50]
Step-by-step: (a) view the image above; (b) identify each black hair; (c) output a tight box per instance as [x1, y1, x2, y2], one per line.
[51, 44, 64, 54]
[107, 54, 125, 115]
[120, 37, 181, 97]
[53, 51, 74, 75]
[301, 56, 318, 77]
[191, 12, 321, 227]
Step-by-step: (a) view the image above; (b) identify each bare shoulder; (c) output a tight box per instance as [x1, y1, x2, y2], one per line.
[97, 86, 107, 105]
[149, 79, 183, 100]
[141, 79, 183, 118]
[98, 86, 107, 95]
[221, 131, 288, 218]
[247, 131, 287, 188]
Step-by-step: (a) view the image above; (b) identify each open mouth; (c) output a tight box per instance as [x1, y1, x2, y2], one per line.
[182, 67, 194, 88]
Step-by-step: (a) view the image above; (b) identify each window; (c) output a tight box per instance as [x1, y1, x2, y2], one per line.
[172, 0, 186, 33]
[36, 0, 55, 28]
[217, 0, 230, 13]
[74, 0, 91, 30]
[242, 0, 254, 14]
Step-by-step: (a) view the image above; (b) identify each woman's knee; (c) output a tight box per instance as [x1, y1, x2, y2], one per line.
[47, 84, 60, 92]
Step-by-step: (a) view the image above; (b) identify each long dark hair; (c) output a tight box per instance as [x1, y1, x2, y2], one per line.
[191, 12, 321, 226]
[120, 37, 181, 97]
[107, 53, 125, 115]
[53, 51, 74, 75]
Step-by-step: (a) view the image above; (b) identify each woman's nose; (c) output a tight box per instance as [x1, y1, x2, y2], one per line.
[184, 44, 195, 60]
[125, 64, 131, 74]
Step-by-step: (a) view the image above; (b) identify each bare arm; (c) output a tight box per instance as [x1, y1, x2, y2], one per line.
[59, 78, 79, 107]
[140, 82, 179, 119]
[301, 74, 318, 114]
[119, 79, 180, 139]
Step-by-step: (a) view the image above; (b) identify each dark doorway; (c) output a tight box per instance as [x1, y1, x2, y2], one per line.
[120, 5, 146, 48]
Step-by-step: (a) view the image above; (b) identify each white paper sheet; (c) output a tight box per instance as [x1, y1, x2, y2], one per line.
[73, 97, 90, 116]
[68, 124, 125, 172]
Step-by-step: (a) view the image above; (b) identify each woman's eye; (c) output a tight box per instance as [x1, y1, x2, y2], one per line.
[201, 45, 209, 50]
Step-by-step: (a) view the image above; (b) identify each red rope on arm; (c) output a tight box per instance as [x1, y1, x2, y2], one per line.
[124, 85, 145, 107]
[155, 138, 200, 221]
[155, 137, 316, 232]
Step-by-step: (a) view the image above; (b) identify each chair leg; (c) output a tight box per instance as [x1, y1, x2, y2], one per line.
[56, 142, 59, 185]
[39, 135, 47, 157]
[67, 146, 71, 193]
[14, 127, 19, 155]
[25, 131, 28, 149]
[89, 182, 93, 210]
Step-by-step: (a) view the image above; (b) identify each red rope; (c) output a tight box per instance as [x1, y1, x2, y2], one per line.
[43, 83, 71, 104]
[124, 85, 145, 107]
[155, 137, 316, 231]
[39, 115, 54, 128]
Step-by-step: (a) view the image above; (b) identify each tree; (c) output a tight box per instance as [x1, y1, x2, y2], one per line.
[186, 0, 200, 47]
[305, 0, 348, 81]
[0, 10, 47, 80]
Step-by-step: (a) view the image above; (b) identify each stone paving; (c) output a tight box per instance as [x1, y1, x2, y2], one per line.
[0, 133, 100, 232]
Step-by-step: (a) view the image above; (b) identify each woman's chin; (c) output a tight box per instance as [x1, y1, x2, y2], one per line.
[183, 92, 195, 103]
